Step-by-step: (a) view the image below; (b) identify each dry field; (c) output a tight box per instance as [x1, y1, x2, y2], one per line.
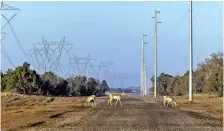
[144, 94, 223, 120]
[1, 93, 223, 131]
[1, 93, 90, 130]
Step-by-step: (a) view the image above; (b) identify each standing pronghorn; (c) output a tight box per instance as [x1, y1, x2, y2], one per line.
[108, 91, 126, 106]
[84, 95, 96, 107]
[163, 95, 177, 107]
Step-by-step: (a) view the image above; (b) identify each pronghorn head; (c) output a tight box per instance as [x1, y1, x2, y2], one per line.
[173, 100, 177, 107]
[121, 91, 126, 96]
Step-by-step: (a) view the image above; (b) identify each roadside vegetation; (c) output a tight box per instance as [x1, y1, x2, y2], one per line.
[1, 62, 110, 97]
[150, 51, 223, 97]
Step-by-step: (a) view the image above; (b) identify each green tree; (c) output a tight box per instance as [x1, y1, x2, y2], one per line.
[2, 69, 17, 92]
[151, 73, 174, 95]
[85, 77, 97, 96]
[100, 80, 110, 93]
[2, 62, 41, 95]
[1, 71, 6, 91]
[194, 52, 223, 96]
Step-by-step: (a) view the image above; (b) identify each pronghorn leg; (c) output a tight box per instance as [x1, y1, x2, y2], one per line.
[92, 101, 94, 107]
[93, 100, 95, 106]
[119, 99, 122, 106]
[110, 99, 113, 106]
[170, 102, 173, 107]
[163, 100, 166, 107]
[94, 100, 96, 106]
[168, 101, 171, 107]
[172, 102, 174, 107]
[108, 99, 110, 105]
[115, 99, 118, 106]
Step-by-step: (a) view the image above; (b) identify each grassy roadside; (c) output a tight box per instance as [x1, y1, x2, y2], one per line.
[143, 94, 223, 120]
[1, 93, 88, 130]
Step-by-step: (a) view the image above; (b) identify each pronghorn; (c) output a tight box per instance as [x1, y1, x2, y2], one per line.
[84, 95, 96, 107]
[108, 91, 126, 106]
[163, 95, 177, 107]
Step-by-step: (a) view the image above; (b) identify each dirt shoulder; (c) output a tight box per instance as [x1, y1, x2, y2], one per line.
[1, 94, 97, 131]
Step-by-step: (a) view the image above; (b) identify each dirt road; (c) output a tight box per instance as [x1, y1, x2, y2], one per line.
[19, 96, 222, 131]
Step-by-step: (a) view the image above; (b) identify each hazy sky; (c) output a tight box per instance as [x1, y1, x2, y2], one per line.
[1, 1, 223, 88]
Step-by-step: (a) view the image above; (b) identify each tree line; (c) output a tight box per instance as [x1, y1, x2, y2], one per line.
[1, 62, 110, 97]
[109, 88, 132, 93]
[150, 52, 223, 97]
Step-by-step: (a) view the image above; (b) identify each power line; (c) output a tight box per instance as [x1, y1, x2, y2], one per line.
[166, 9, 189, 38]
[1, 2, 20, 69]
[1, 45, 16, 68]
[180, 9, 190, 23]
[8, 22, 37, 69]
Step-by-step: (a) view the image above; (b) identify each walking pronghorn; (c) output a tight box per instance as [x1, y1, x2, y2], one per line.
[84, 95, 96, 107]
[108, 91, 126, 106]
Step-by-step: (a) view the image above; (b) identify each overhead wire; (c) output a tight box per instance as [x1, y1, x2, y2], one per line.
[1, 44, 16, 68]
[8, 22, 37, 69]
[165, 9, 190, 38]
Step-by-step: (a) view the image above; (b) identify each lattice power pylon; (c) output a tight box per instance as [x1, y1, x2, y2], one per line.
[87, 59, 109, 79]
[100, 61, 113, 80]
[1, 2, 20, 68]
[70, 54, 95, 77]
[27, 37, 75, 77]
[1, 2, 38, 69]
[1, 2, 20, 32]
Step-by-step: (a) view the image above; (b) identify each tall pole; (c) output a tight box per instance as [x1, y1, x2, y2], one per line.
[144, 65, 147, 96]
[152, 10, 161, 98]
[141, 34, 146, 96]
[189, 1, 193, 101]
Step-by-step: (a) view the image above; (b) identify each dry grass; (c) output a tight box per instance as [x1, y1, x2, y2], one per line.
[1, 94, 89, 130]
[149, 94, 223, 120]
[177, 94, 223, 119]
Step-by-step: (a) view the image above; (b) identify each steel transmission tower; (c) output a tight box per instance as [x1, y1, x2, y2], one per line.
[1, 2, 38, 69]
[1, 2, 19, 68]
[27, 37, 74, 78]
[99, 61, 113, 80]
